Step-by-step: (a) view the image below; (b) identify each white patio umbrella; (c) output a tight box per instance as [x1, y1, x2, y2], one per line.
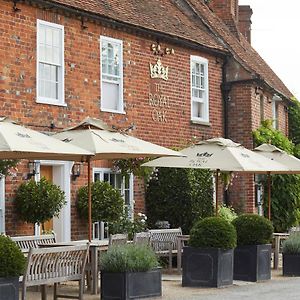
[53, 117, 183, 241]
[143, 138, 287, 215]
[253, 143, 300, 220]
[0, 117, 93, 161]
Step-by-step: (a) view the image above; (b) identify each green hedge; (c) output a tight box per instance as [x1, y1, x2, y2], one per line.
[189, 217, 237, 249]
[232, 214, 273, 246]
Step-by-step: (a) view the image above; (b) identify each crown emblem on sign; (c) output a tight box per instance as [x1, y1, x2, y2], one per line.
[149, 58, 168, 81]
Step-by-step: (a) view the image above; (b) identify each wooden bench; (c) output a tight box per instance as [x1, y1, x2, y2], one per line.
[149, 228, 183, 271]
[21, 244, 90, 300]
[11, 233, 56, 254]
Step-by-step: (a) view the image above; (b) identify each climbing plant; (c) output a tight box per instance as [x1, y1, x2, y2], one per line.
[253, 120, 300, 232]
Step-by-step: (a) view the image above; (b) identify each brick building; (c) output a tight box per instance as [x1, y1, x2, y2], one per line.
[0, 0, 293, 240]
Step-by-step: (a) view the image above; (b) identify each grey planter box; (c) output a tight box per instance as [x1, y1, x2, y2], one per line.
[0, 277, 19, 300]
[283, 253, 300, 276]
[182, 246, 234, 288]
[101, 268, 162, 300]
[234, 244, 271, 281]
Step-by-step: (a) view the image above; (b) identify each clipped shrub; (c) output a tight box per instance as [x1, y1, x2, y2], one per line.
[101, 244, 159, 272]
[189, 217, 237, 249]
[232, 214, 273, 246]
[218, 204, 237, 223]
[15, 177, 66, 230]
[77, 181, 124, 223]
[0, 235, 26, 277]
[283, 233, 300, 255]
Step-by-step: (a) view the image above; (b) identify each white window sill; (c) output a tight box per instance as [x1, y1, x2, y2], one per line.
[37, 99, 67, 107]
[101, 108, 126, 115]
[191, 119, 211, 126]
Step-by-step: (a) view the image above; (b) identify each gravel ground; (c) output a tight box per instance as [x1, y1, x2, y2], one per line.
[22, 269, 300, 300]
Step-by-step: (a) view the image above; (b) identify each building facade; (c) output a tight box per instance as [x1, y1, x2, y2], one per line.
[0, 0, 292, 240]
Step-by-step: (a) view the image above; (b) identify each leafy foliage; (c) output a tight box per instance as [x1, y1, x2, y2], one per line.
[15, 178, 66, 229]
[189, 217, 237, 249]
[0, 235, 26, 277]
[145, 168, 214, 234]
[109, 210, 147, 240]
[218, 204, 237, 223]
[283, 233, 300, 254]
[77, 181, 124, 223]
[101, 244, 159, 272]
[253, 121, 300, 232]
[0, 160, 18, 177]
[288, 97, 300, 148]
[232, 214, 273, 246]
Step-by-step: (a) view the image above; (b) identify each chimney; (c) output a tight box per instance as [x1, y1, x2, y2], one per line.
[208, 0, 239, 36]
[238, 5, 253, 43]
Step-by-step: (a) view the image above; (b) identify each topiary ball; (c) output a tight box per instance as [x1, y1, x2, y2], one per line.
[232, 214, 273, 246]
[189, 217, 237, 249]
[0, 235, 26, 278]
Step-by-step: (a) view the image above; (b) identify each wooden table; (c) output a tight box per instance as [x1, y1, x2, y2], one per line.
[273, 233, 289, 270]
[177, 235, 190, 272]
[38, 239, 109, 295]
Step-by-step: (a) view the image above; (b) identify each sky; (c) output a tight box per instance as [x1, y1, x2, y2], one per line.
[239, 0, 300, 99]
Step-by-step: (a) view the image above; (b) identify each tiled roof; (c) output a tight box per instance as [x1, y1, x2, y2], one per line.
[47, 0, 292, 99]
[49, 0, 225, 52]
[186, 0, 293, 99]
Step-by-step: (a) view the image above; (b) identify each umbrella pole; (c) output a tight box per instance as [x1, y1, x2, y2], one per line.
[267, 172, 271, 220]
[87, 157, 92, 242]
[215, 169, 220, 216]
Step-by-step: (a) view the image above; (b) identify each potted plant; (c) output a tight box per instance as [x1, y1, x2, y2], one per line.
[182, 217, 237, 288]
[15, 177, 66, 232]
[0, 235, 26, 300]
[232, 214, 273, 282]
[100, 244, 161, 299]
[282, 233, 300, 276]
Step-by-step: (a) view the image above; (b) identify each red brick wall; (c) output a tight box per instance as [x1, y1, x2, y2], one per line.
[1, 1, 223, 238]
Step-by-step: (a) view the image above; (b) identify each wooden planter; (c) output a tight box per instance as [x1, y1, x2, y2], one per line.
[101, 268, 162, 300]
[0, 277, 19, 300]
[234, 244, 271, 281]
[283, 253, 300, 276]
[182, 246, 234, 288]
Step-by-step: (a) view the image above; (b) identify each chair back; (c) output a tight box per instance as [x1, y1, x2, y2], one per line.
[109, 233, 128, 246]
[133, 232, 151, 246]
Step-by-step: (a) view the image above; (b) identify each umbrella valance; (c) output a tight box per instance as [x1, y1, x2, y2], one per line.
[0, 117, 93, 161]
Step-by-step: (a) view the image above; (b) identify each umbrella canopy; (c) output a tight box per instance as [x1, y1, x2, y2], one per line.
[143, 138, 287, 173]
[53, 117, 181, 160]
[254, 144, 300, 172]
[143, 138, 288, 216]
[0, 117, 93, 161]
[253, 143, 300, 220]
[53, 117, 183, 241]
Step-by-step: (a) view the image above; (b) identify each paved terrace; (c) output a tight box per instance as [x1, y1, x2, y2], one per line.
[22, 269, 300, 300]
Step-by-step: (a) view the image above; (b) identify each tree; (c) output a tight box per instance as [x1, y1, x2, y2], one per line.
[15, 177, 66, 231]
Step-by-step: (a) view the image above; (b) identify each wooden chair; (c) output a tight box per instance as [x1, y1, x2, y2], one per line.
[109, 233, 128, 246]
[133, 232, 151, 246]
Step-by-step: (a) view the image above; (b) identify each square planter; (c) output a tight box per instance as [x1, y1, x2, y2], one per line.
[182, 246, 234, 288]
[0, 277, 19, 300]
[283, 253, 300, 276]
[234, 244, 271, 281]
[101, 268, 162, 300]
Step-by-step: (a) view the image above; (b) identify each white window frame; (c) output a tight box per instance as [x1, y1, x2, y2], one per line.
[36, 19, 65, 106]
[190, 55, 209, 123]
[100, 36, 124, 114]
[92, 168, 134, 240]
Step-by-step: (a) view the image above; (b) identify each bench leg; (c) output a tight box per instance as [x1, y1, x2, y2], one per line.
[79, 279, 84, 300]
[168, 249, 172, 273]
[41, 284, 47, 300]
[53, 283, 58, 300]
[21, 284, 26, 300]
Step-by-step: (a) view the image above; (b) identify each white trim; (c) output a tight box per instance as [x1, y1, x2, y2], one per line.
[100, 35, 124, 113]
[34, 160, 72, 242]
[36, 19, 65, 106]
[0, 177, 5, 234]
[190, 55, 209, 123]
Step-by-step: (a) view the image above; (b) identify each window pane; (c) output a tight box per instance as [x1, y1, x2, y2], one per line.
[39, 45, 45, 61]
[52, 29, 60, 47]
[39, 26, 45, 44]
[102, 81, 119, 111]
[39, 80, 44, 97]
[124, 190, 130, 205]
[94, 173, 101, 182]
[125, 176, 130, 189]
[116, 174, 122, 190]
[110, 174, 115, 187]
[46, 27, 52, 45]
[52, 47, 60, 65]
[103, 173, 109, 182]
[192, 102, 203, 118]
[45, 81, 51, 98]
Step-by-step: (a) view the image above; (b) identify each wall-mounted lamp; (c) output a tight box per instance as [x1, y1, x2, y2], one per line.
[13, 0, 21, 12]
[71, 163, 83, 181]
[27, 161, 40, 179]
